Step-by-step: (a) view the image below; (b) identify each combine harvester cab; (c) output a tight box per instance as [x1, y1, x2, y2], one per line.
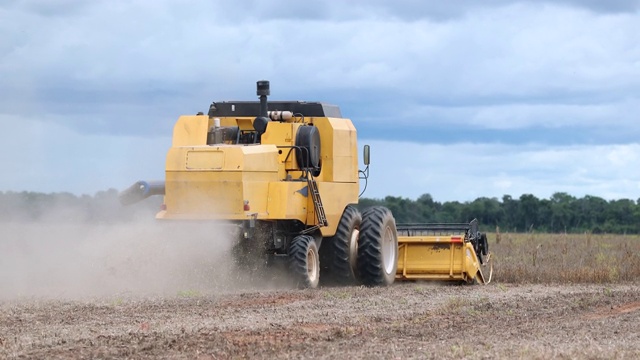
[396, 219, 492, 284]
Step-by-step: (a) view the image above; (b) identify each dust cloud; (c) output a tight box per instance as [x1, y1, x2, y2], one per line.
[0, 208, 272, 301]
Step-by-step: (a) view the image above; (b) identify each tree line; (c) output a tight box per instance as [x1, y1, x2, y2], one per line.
[358, 192, 640, 234]
[1, 190, 639, 234]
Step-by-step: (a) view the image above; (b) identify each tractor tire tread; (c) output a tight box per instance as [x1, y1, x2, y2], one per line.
[288, 234, 319, 289]
[320, 206, 361, 285]
[357, 206, 397, 287]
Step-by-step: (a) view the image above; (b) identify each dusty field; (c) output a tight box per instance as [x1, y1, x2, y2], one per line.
[2, 283, 640, 359]
[1, 223, 640, 359]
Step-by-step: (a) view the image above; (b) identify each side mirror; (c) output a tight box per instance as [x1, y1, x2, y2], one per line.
[363, 145, 370, 166]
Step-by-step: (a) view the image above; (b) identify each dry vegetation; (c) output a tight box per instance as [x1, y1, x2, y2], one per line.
[492, 232, 640, 283]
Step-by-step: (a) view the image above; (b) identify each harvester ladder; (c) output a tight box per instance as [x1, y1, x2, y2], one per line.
[307, 172, 328, 228]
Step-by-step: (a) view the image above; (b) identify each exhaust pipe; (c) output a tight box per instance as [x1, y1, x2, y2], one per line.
[253, 80, 270, 136]
[118, 180, 165, 206]
[257, 80, 270, 117]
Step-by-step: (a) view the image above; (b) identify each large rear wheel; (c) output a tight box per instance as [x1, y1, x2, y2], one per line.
[288, 234, 320, 289]
[357, 206, 398, 286]
[320, 205, 361, 285]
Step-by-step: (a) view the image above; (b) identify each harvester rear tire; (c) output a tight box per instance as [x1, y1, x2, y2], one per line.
[357, 206, 398, 286]
[288, 234, 320, 289]
[320, 205, 361, 285]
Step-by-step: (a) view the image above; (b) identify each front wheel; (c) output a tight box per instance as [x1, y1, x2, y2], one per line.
[357, 206, 398, 286]
[288, 234, 320, 289]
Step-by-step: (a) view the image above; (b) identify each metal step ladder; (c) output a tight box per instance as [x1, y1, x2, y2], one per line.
[307, 172, 328, 228]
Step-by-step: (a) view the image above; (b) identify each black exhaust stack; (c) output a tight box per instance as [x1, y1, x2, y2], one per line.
[257, 80, 270, 117]
[254, 80, 270, 136]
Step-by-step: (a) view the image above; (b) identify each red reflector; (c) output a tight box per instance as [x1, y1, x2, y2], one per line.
[243, 200, 250, 211]
[160, 203, 167, 211]
[451, 236, 462, 242]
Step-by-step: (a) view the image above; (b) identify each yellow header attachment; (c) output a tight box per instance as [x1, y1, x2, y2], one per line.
[395, 221, 493, 284]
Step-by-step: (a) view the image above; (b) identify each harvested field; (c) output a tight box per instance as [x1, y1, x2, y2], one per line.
[1, 223, 640, 359]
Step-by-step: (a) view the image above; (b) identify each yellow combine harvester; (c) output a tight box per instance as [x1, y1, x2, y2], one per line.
[120, 80, 492, 288]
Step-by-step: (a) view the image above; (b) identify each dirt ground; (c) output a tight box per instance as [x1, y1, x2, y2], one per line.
[1, 223, 639, 359]
[1, 283, 639, 359]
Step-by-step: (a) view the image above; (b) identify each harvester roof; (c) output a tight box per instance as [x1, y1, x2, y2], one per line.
[207, 101, 343, 118]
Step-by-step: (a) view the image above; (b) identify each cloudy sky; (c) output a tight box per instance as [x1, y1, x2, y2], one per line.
[1, 0, 639, 202]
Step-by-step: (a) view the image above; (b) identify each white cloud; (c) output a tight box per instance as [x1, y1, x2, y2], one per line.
[2, 1, 638, 135]
[362, 139, 640, 201]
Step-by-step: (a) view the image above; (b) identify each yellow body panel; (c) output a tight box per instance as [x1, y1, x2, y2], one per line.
[396, 236, 489, 283]
[266, 181, 308, 222]
[158, 113, 359, 237]
[172, 115, 210, 146]
[313, 117, 359, 183]
[315, 182, 359, 237]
